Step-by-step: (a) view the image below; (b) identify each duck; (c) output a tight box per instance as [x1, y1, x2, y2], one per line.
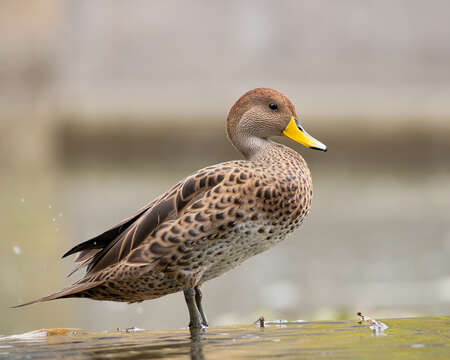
[15, 88, 327, 330]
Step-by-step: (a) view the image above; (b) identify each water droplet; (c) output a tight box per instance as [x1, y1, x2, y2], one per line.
[13, 246, 21, 255]
[48, 204, 52, 209]
[52, 218, 56, 222]
[20, 198, 25, 203]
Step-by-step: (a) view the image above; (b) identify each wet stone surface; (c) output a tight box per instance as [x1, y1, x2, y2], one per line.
[0, 317, 448, 360]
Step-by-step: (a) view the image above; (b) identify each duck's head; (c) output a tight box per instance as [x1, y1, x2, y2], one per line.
[227, 88, 327, 158]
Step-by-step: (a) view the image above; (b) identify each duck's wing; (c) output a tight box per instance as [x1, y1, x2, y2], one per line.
[62, 201, 156, 276]
[63, 164, 232, 276]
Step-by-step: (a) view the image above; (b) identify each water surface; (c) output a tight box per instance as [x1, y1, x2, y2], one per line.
[1, 317, 448, 359]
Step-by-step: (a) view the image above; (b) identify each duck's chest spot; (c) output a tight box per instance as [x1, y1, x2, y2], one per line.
[255, 173, 312, 222]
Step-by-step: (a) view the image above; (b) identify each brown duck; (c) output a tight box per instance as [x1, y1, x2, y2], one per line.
[16, 88, 327, 329]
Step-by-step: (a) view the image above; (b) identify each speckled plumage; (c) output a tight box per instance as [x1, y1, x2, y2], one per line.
[74, 145, 312, 303]
[17, 88, 326, 328]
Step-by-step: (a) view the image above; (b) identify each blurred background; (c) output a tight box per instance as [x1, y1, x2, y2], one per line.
[1, 0, 449, 335]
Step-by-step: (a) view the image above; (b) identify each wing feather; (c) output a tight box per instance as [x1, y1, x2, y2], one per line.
[64, 166, 228, 276]
[62, 201, 155, 259]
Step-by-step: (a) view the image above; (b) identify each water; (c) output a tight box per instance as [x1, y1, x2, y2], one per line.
[0, 317, 448, 359]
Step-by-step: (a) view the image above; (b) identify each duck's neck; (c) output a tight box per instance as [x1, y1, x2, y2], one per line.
[231, 133, 308, 171]
[230, 132, 271, 160]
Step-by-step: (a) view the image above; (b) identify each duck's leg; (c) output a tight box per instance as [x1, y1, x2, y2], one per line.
[183, 288, 203, 329]
[194, 286, 208, 327]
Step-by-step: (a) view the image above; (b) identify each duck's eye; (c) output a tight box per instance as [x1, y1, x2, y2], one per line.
[269, 103, 278, 111]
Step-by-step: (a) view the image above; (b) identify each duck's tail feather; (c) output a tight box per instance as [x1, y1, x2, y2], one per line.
[11, 281, 102, 308]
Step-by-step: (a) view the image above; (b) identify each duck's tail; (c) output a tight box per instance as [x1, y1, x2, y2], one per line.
[11, 281, 102, 308]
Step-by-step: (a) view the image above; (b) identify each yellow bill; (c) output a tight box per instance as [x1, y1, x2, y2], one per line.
[282, 116, 327, 151]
